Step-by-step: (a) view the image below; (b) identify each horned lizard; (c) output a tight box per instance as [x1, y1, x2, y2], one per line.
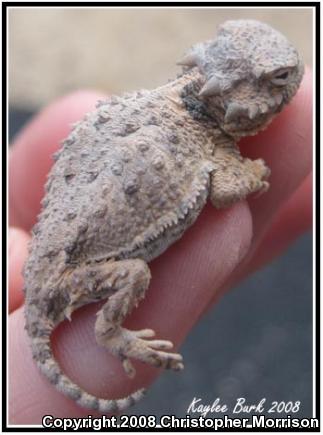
[23, 20, 304, 413]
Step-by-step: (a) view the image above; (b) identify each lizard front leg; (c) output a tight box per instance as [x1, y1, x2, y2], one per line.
[210, 144, 270, 209]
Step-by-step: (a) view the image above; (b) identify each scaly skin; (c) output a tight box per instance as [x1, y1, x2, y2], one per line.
[23, 20, 304, 413]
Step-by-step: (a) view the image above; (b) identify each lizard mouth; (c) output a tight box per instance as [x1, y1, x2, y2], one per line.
[210, 103, 271, 137]
[218, 97, 284, 137]
[223, 115, 274, 137]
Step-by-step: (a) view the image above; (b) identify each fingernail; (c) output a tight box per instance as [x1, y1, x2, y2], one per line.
[9, 228, 20, 257]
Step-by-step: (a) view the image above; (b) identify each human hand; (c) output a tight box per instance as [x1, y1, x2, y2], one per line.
[9, 69, 312, 423]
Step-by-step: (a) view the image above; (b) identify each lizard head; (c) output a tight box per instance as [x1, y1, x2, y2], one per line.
[179, 19, 304, 137]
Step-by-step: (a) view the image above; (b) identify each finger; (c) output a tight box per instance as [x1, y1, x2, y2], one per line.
[9, 202, 252, 423]
[8, 228, 30, 313]
[241, 67, 312, 242]
[213, 69, 312, 301]
[9, 91, 105, 231]
[243, 172, 312, 275]
[9, 72, 312, 422]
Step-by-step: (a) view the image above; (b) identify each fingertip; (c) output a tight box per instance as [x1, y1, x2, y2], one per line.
[245, 172, 313, 273]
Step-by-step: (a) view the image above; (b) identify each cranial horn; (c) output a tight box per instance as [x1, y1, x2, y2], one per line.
[224, 102, 247, 123]
[275, 93, 283, 105]
[248, 105, 259, 120]
[177, 53, 199, 68]
[253, 67, 264, 79]
[199, 76, 222, 97]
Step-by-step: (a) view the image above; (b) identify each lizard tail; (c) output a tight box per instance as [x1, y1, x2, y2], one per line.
[29, 328, 146, 413]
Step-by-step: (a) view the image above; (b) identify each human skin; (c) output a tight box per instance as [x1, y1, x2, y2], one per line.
[8, 69, 312, 424]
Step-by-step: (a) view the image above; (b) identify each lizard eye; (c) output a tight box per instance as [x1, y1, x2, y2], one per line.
[270, 69, 291, 86]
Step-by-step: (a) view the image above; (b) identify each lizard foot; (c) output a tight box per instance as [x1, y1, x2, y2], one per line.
[103, 327, 184, 378]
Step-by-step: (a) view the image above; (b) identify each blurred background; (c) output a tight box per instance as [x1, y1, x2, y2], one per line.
[9, 8, 312, 110]
[9, 7, 313, 419]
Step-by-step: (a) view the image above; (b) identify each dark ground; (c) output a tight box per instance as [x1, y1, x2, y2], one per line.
[9, 110, 313, 420]
[130, 232, 313, 419]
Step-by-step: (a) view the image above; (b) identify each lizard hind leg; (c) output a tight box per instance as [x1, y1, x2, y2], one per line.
[27, 258, 183, 413]
[93, 258, 184, 378]
[25, 259, 156, 414]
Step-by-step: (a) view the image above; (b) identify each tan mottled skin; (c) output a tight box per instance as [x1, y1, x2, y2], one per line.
[23, 20, 304, 413]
